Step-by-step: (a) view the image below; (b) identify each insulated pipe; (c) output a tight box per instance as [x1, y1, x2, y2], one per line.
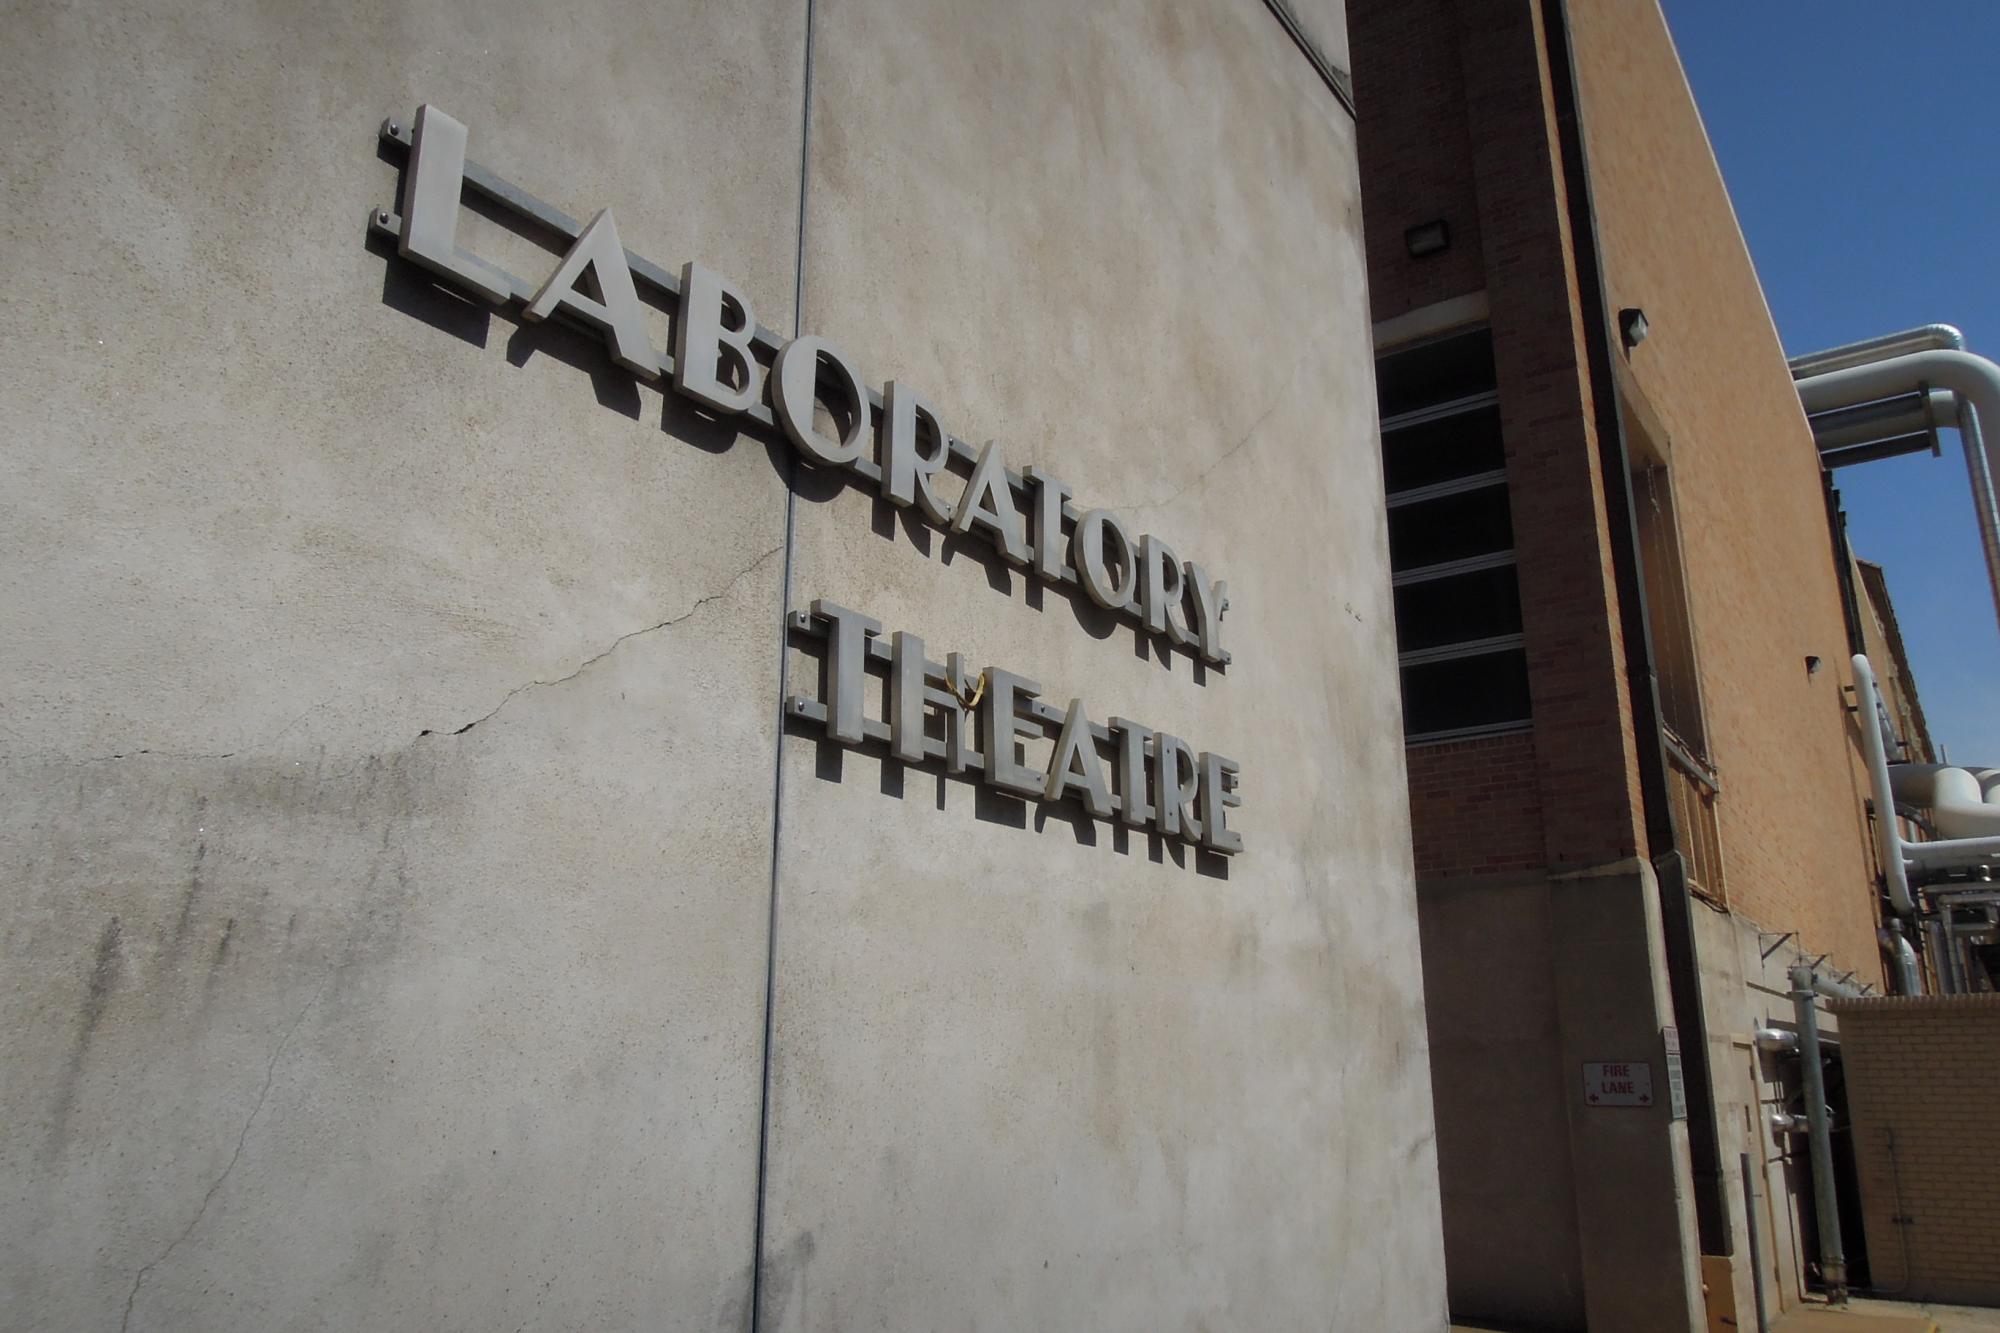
[1878, 925, 1922, 996]
[1789, 323, 1966, 379]
[1802, 383, 1997, 617]
[1854, 655, 1917, 915]
[1890, 764, 2000, 839]
[1805, 388, 1949, 453]
[1955, 397, 2000, 630]
[1799, 349, 2000, 632]
[1790, 965, 1847, 1303]
[1855, 655, 2000, 886]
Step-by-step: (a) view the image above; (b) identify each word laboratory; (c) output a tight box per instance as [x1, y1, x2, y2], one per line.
[376, 104, 1233, 667]
[790, 601, 1244, 853]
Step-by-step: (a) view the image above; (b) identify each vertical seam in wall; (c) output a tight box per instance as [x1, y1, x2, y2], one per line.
[750, 0, 814, 1327]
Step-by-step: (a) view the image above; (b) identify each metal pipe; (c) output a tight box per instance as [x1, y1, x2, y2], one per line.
[1957, 398, 2000, 630]
[1754, 1027, 1799, 1053]
[1789, 323, 1965, 379]
[1793, 335, 2000, 634]
[1789, 964, 1847, 1303]
[1808, 968, 1869, 1001]
[1890, 764, 2000, 839]
[1940, 909, 1962, 994]
[1802, 349, 2000, 592]
[1879, 924, 1921, 996]
[1853, 654, 1917, 915]
[1742, 1152, 1770, 1333]
[1820, 432, 1937, 469]
[1926, 918, 1950, 994]
[1805, 387, 1946, 452]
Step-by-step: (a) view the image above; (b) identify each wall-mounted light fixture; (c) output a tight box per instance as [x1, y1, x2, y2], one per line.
[1619, 306, 1650, 352]
[1805, 655, 1824, 677]
[1405, 219, 1450, 260]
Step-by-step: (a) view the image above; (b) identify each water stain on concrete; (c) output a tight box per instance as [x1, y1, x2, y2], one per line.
[48, 914, 124, 1153]
[757, 1229, 817, 1332]
[169, 796, 210, 953]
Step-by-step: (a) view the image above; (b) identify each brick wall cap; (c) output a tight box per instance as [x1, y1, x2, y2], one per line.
[1828, 994, 2000, 1014]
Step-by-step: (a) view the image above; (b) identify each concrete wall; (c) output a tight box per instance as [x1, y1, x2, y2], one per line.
[1416, 865, 1703, 1332]
[756, 2, 1442, 1326]
[1691, 905, 1831, 1324]
[1417, 874, 1586, 1329]
[1833, 995, 2000, 1306]
[0, 1, 1443, 1329]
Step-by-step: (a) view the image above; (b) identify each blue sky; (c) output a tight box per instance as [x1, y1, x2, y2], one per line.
[1661, 1, 1999, 762]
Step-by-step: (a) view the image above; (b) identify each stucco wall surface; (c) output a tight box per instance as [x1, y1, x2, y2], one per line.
[0, 2, 801, 1328]
[756, 2, 1443, 1327]
[0, 0, 1440, 1330]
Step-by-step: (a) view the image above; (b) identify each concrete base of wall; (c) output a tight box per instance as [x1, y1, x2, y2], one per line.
[1418, 861, 1703, 1333]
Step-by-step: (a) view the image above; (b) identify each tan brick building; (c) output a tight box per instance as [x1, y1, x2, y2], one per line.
[1832, 995, 2000, 1308]
[1350, 0, 1982, 1327]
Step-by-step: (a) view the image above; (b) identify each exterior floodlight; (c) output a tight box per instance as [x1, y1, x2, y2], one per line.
[1620, 307, 1650, 351]
[1404, 219, 1450, 259]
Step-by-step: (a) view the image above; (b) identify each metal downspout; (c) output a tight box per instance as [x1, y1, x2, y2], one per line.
[1541, 0, 1732, 1258]
[1789, 965, 1848, 1304]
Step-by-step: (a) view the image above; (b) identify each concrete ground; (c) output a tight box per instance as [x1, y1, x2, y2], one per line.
[1451, 1297, 2000, 1333]
[1774, 1296, 2000, 1333]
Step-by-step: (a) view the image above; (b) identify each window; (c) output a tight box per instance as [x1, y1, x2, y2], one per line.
[1625, 406, 1725, 903]
[1375, 326, 1531, 741]
[1627, 434, 1708, 762]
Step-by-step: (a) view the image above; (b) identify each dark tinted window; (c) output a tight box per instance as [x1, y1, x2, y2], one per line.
[1394, 566, 1525, 652]
[1387, 487, 1514, 569]
[1382, 405, 1506, 493]
[1376, 328, 1497, 419]
[1401, 650, 1532, 737]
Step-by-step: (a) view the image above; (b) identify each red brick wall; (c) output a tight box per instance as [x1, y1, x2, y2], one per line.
[1829, 995, 2000, 1305]
[1350, 0, 1485, 321]
[1451, 0, 1646, 873]
[1406, 731, 1545, 880]
[1359, 0, 1651, 879]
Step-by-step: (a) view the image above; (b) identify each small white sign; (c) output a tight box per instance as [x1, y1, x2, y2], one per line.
[1583, 1061, 1654, 1108]
[1662, 1028, 1687, 1121]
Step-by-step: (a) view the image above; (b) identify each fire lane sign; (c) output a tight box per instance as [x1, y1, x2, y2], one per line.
[1583, 1061, 1654, 1108]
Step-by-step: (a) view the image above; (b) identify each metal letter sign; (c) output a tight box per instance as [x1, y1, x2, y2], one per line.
[787, 603, 1243, 853]
[370, 106, 1249, 853]
[369, 106, 1234, 666]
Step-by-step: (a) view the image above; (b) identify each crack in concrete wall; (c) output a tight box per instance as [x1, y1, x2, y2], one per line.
[118, 977, 330, 1333]
[417, 544, 784, 741]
